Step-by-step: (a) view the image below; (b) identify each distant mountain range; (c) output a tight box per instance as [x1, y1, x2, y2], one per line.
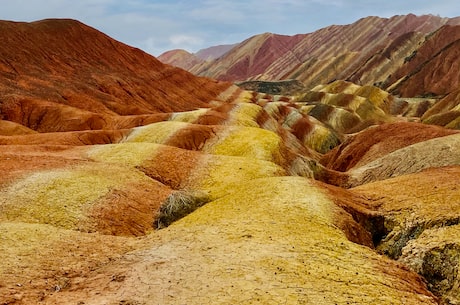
[159, 14, 460, 98]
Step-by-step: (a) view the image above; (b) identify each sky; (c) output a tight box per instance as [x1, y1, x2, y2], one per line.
[1, 0, 460, 56]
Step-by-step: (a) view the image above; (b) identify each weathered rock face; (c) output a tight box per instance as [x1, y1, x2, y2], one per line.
[2, 17, 460, 305]
[352, 166, 460, 305]
[320, 121, 458, 172]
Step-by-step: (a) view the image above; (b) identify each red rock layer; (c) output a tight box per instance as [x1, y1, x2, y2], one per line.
[320, 121, 458, 172]
[0, 19, 232, 132]
[387, 25, 460, 97]
[194, 44, 236, 60]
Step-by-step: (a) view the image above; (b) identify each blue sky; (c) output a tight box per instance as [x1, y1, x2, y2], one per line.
[1, 0, 460, 56]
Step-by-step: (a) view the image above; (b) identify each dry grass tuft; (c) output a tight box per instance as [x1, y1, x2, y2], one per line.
[155, 190, 210, 229]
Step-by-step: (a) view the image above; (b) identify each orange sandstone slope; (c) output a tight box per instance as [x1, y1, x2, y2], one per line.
[0, 19, 232, 132]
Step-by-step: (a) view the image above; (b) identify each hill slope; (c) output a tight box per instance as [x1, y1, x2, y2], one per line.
[0, 19, 232, 132]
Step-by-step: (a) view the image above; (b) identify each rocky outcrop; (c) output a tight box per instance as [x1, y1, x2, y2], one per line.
[352, 166, 460, 304]
[320, 121, 458, 172]
[236, 79, 306, 95]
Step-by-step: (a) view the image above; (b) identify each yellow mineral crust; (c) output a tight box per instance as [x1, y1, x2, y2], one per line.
[225, 102, 261, 127]
[87, 142, 162, 167]
[46, 177, 437, 304]
[0, 164, 156, 230]
[88, 141, 286, 201]
[203, 125, 283, 162]
[190, 154, 286, 199]
[125, 121, 189, 144]
[169, 108, 209, 123]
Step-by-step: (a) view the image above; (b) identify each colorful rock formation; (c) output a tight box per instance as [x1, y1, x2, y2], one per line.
[160, 14, 460, 100]
[1, 17, 460, 305]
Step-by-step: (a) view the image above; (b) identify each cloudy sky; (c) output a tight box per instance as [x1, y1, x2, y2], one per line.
[1, 0, 459, 56]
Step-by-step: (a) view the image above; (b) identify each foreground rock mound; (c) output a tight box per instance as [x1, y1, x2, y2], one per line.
[353, 167, 460, 304]
[44, 178, 436, 305]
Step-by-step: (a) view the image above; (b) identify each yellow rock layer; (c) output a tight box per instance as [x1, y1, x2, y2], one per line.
[0, 164, 153, 230]
[225, 102, 261, 127]
[190, 154, 286, 199]
[169, 108, 209, 123]
[203, 125, 283, 162]
[87, 142, 162, 167]
[46, 177, 437, 304]
[125, 121, 189, 144]
[0, 221, 136, 303]
[88, 141, 286, 201]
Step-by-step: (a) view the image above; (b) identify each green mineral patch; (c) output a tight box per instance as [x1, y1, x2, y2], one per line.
[355, 85, 392, 113]
[281, 108, 303, 127]
[87, 142, 162, 167]
[0, 164, 153, 230]
[446, 115, 460, 129]
[318, 106, 362, 133]
[204, 126, 283, 162]
[125, 121, 188, 143]
[169, 108, 209, 123]
[355, 97, 391, 122]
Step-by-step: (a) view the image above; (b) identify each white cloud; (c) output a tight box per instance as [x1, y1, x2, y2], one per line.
[170, 34, 204, 47]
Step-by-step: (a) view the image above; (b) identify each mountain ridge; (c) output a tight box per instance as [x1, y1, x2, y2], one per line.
[159, 14, 460, 98]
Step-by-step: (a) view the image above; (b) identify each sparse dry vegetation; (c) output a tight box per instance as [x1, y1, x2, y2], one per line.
[155, 190, 210, 229]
